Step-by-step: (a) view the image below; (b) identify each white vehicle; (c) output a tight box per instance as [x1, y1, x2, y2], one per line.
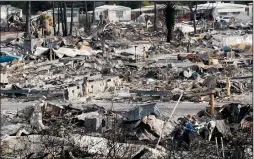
[221, 16, 235, 23]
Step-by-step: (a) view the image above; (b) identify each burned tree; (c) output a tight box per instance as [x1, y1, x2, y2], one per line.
[85, 1, 88, 32]
[188, 2, 198, 34]
[60, 2, 65, 36]
[92, 1, 95, 24]
[25, 1, 31, 39]
[164, 2, 175, 42]
[63, 2, 68, 36]
[57, 2, 60, 35]
[70, 2, 74, 36]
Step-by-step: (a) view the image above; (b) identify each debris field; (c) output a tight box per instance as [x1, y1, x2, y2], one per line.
[0, 11, 253, 159]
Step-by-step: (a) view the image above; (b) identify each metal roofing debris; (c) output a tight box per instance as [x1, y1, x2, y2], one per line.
[125, 103, 161, 121]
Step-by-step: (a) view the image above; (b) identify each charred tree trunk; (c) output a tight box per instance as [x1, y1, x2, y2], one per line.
[25, 1, 31, 39]
[140, 1, 142, 16]
[92, 1, 95, 24]
[70, 2, 74, 36]
[63, 2, 68, 36]
[189, 2, 197, 34]
[57, 2, 60, 35]
[7, 7, 9, 31]
[164, 2, 175, 42]
[85, 1, 88, 32]
[60, 2, 65, 36]
[85, 1, 89, 31]
[193, 12, 197, 34]
[52, 1, 56, 36]
[154, 2, 157, 31]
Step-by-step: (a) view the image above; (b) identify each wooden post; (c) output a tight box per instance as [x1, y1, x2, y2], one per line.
[226, 77, 231, 97]
[84, 80, 88, 96]
[53, 51, 56, 60]
[49, 49, 52, 61]
[143, 47, 146, 62]
[209, 93, 214, 115]
[230, 49, 233, 59]
[208, 53, 211, 65]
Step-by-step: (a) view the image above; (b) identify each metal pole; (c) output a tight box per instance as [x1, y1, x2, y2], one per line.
[221, 137, 225, 158]
[215, 137, 219, 158]
[156, 92, 183, 148]
[170, 92, 183, 119]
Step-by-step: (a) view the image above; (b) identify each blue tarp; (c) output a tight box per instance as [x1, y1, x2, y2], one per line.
[0, 56, 20, 63]
[0, 52, 22, 63]
[222, 46, 231, 52]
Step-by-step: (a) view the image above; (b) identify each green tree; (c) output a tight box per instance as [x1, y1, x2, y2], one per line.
[141, 1, 154, 6]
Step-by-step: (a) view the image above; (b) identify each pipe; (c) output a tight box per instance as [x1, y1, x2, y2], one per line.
[156, 92, 183, 148]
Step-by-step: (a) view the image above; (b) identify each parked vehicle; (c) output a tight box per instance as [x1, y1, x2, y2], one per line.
[221, 16, 235, 23]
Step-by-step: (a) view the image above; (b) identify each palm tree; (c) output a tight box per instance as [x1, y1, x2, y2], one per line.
[25, 1, 31, 39]
[52, 1, 56, 36]
[164, 2, 175, 42]
[70, 2, 74, 36]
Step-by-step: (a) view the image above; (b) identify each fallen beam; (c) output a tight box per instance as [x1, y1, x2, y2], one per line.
[231, 76, 252, 80]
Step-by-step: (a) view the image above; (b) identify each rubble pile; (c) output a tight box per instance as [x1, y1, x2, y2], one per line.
[0, 16, 253, 158]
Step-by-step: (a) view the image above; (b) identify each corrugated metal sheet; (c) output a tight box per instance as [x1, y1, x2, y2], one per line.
[125, 103, 161, 121]
[217, 8, 245, 13]
[215, 120, 232, 136]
